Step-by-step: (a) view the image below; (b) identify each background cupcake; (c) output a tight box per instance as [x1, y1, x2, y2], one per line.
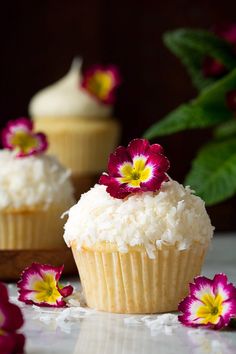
[29, 58, 121, 199]
[64, 139, 214, 314]
[0, 118, 75, 250]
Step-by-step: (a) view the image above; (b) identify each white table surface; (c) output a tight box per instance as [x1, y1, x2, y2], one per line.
[8, 234, 236, 354]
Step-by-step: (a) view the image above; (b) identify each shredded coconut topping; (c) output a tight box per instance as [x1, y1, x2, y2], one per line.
[63, 181, 214, 255]
[0, 150, 74, 210]
[124, 314, 180, 336]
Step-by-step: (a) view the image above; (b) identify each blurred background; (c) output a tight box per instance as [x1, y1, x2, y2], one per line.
[0, 0, 236, 230]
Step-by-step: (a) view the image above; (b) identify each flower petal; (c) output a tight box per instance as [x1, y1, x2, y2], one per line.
[213, 273, 236, 301]
[146, 153, 170, 173]
[0, 283, 9, 303]
[1, 118, 48, 158]
[99, 174, 130, 199]
[17, 263, 72, 308]
[189, 276, 214, 301]
[127, 139, 151, 159]
[226, 90, 236, 111]
[34, 132, 48, 153]
[59, 285, 74, 298]
[149, 143, 164, 155]
[108, 146, 132, 176]
[0, 331, 25, 354]
[0, 302, 24, 331]
[81, 65, 121, 104]
[140, 173, 168, 191]
[178, 274, 236, 330]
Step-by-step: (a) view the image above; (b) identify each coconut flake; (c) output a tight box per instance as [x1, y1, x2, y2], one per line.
[64, 181, 214, 257]
[124, 313, 180, 336]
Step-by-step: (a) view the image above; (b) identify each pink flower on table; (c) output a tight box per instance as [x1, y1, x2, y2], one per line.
[81, 65, 121, 104]
[1, 118, 48, 157]
[99, 138, 170, 199]
[0, 282, 25, 354]
[178, 274, 236, 330]
[17, 263, 73, 308]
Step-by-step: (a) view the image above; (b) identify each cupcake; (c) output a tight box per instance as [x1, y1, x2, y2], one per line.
[63, 139, 214, 313]
[0, 118, 75, 250]
[29, 58, 121, 198]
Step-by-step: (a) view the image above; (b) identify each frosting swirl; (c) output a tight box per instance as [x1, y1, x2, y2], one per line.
[29, 58, 112, 119]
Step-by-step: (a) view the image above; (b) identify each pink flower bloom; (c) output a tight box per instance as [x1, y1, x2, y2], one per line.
[17, 263, 73, 307]
[81, 65, 121, 104]
[1, 118, 48, 157]
[99, 138, 170, 199]
[226, 90, 236, 112]
[178, 274, 236, 330]
[203, 23, 236, 78]
[0, 282, 25, 354]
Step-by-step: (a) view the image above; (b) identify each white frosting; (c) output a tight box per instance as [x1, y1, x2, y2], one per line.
[29, 58, 112, 118]
[63, 181, 214, 258]
[0, 150, 74, 210]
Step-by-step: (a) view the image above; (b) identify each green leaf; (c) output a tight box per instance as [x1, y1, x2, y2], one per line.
[144, 104, 231, 138]
[185, 138, 236, 205]
[144, 68, 236, 139]
[164, 29, 236, 91]
[214, 119, 236, 140]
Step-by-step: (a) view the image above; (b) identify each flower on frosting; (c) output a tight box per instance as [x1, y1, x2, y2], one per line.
[203, 23, 236, 77]
[99, 138, 170, 199]
[81, 65, 121, 104]
[178, 274, 236, 330]
[0, 282, 25, 354]
[17, 263, 73, 308]
[1, 118, 48, 157]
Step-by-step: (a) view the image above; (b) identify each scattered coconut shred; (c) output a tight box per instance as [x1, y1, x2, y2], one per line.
[124, 313, 180, 336]
[30, 291, 95, 334]
[12, 291, 214, 338]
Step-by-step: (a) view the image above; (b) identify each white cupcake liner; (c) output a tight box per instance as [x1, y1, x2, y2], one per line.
[72, 243, 207, 313]
[35, 117, 121, 175]
[0, 203, 71, 250]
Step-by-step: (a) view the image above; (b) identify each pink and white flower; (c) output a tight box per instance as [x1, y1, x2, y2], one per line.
[17, 263, 73, 308]
[99, 138, 170, 199]
[0, 282, 25, 354]
[178, 274, 236, 329]
[81, 65, 121, 104]
[1, 118, 48, 157]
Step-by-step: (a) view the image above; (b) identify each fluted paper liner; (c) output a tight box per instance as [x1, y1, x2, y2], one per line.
[0, 203, 71, 250]
[35, 117, 121, 175]
[72, 243, 207, 313]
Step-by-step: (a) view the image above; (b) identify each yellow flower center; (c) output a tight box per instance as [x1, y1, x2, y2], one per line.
[87, 72, 113, 100]
[197, 293, 223, 324]
[0, 328, 5, 336]
[33, 274, 61, 305]
[11, 131, 38, 154]
[118, 156, 152, 187]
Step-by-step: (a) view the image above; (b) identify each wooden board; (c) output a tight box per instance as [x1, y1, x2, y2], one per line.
[0, 249, 77, 281]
